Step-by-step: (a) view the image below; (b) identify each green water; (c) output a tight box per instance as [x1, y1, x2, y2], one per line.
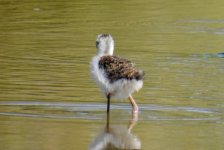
[0, 0, 224, 150]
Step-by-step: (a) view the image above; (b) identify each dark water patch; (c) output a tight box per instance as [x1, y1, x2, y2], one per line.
[217, 53, 224, 58]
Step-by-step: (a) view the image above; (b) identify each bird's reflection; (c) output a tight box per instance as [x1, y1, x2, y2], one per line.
[89, 112, 141, 150]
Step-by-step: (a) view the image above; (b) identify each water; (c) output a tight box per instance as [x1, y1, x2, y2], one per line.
[0, 0, 224, 150]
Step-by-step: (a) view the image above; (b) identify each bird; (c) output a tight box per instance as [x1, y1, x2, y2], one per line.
[90, 34, 144, 116]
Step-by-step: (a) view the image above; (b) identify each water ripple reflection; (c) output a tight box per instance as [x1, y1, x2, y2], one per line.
[0, 101, 222, 121]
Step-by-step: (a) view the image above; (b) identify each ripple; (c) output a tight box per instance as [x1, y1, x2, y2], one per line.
[0, 101, 222, 122]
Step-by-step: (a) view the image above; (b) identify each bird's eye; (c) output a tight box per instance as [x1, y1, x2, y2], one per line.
[96, 41, 100, 47]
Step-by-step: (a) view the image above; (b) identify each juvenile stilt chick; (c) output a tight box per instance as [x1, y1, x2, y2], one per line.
[90, 34, 144, 116]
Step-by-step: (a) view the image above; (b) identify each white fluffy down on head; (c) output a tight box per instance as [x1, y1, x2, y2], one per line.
[90, 56, 143, 99]
[96, 34, 114, 56]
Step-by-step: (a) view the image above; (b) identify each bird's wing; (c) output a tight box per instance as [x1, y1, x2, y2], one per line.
[99, 55, 144, 83]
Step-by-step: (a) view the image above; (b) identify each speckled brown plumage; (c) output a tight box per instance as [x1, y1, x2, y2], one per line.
[99, 55, 144, 83]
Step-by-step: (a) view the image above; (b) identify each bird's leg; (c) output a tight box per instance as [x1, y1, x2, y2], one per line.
[128, 95, 139, 121]
[128, 95, 138, 112]
[107, 93, 111, 114]
[106, 93, 111, 132]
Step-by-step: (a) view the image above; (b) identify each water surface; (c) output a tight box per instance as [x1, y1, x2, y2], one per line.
[0, 0, 224, 150]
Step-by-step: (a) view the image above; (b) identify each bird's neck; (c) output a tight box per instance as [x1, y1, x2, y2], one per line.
[97, 48, 114, 56]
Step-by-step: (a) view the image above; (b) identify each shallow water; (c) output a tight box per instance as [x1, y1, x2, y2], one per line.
[0, 0, 224, 150]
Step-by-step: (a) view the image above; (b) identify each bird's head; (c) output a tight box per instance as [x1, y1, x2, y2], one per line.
[96, 34, 114, 56]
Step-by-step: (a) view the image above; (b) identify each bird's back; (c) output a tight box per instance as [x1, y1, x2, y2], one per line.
[99, 55, 144, 83]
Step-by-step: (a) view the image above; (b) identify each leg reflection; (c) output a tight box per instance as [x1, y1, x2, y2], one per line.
[89, 110, 141, 150]
[106, 109, 110, 133]
[128, 108, 139, 133]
